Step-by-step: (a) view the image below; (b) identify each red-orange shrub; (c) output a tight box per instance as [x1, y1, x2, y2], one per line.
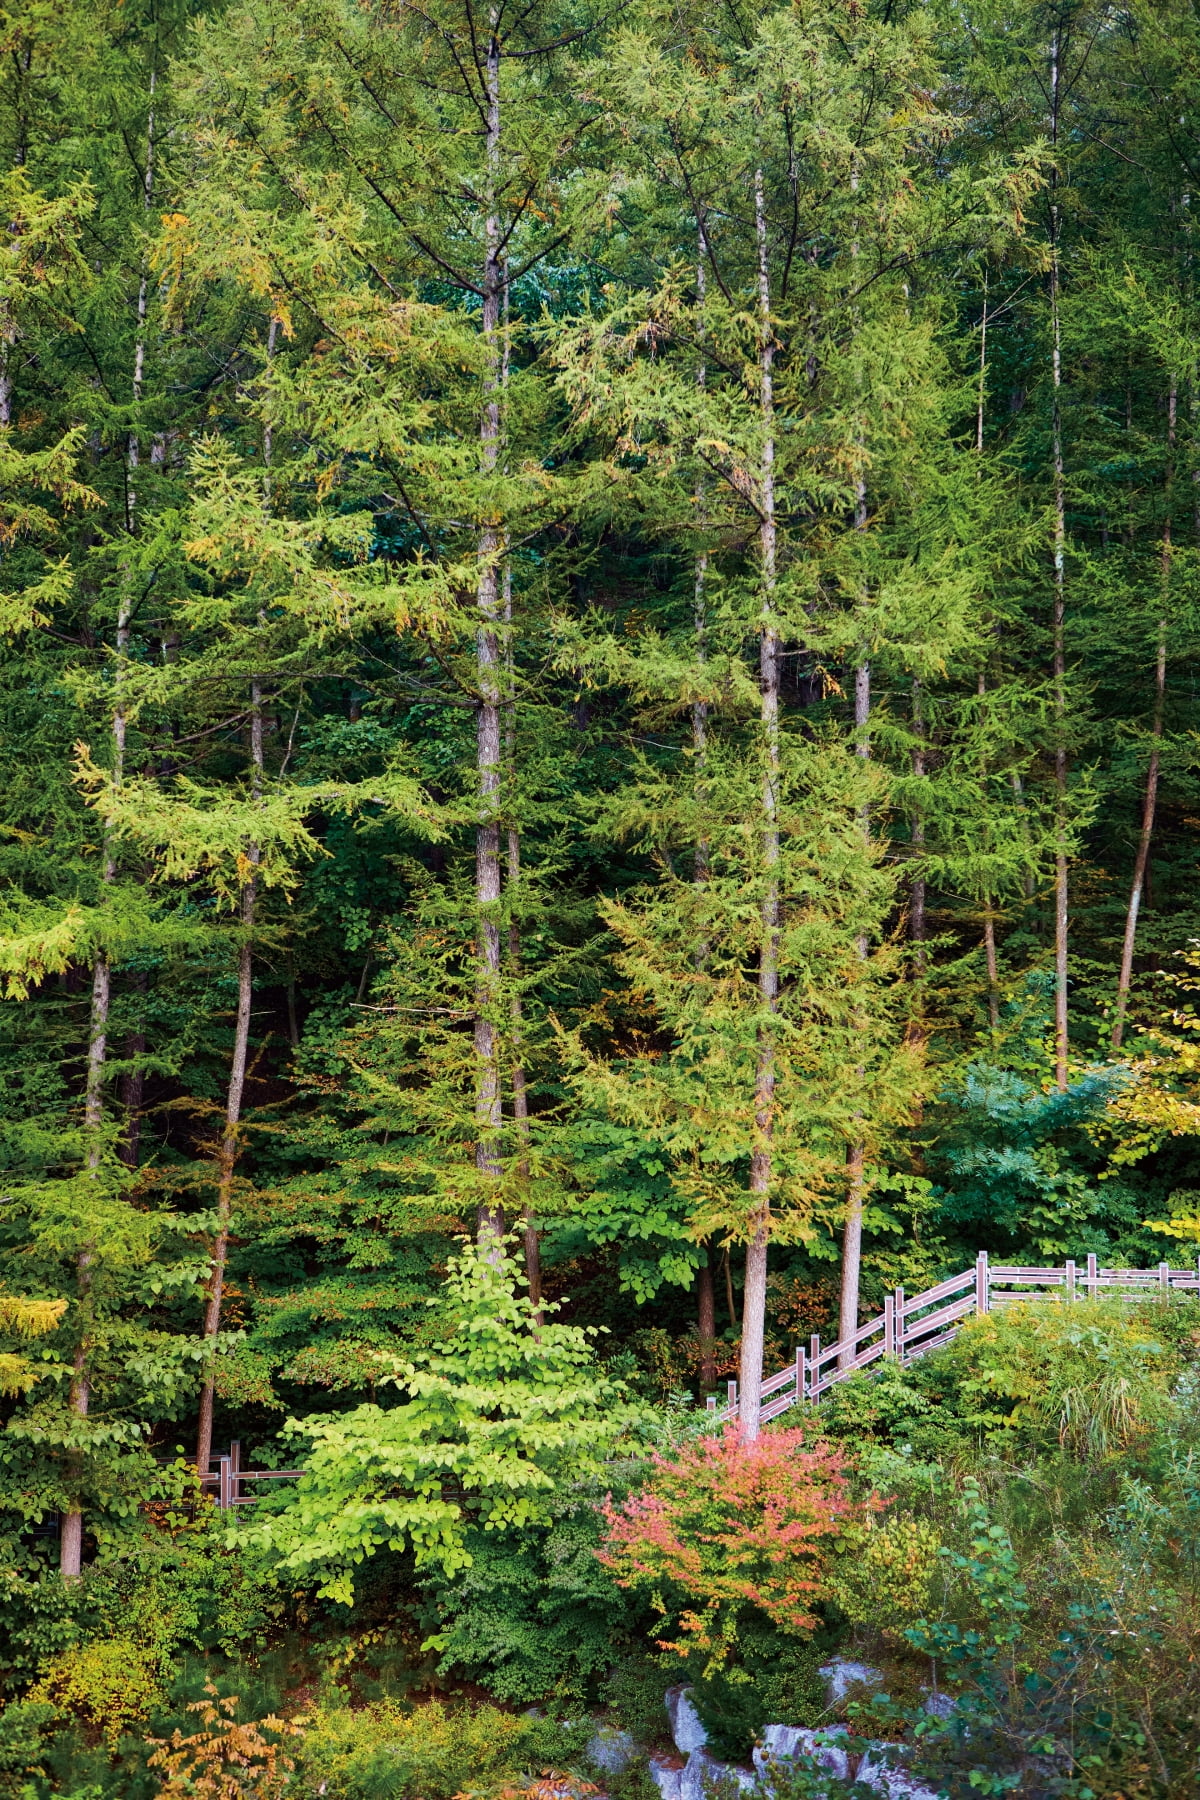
[599, 1423, 875, 1669]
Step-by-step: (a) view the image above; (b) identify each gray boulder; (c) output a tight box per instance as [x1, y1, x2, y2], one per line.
[587, 1727, 638, 1774]
[818, 1658, 884, 1709]
[665, 1687, 709, 1756]
[753, 1724, 852, 1784]
[855, 1744, 943, 1800]
[680, 1747, 757, 1799]
[648, 1757, 685, 1800]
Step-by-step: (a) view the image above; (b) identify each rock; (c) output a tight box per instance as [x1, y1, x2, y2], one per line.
[855, 1745, 942, 1799]
[649, 1756, 685, 1800]
[818, 1658, 884, 1709]
[587, 1727, 638, 1774]
[921, 1691, 957, 1722]
[754, 1724, 852, 1784]
[665, 1687, 709, 1756]
[680, 1748, 756, 1799]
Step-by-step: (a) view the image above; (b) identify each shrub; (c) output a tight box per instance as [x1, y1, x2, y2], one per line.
[601, 1655, 677, 1745]
[0, 1700, 55, 1798]
[598, 1423, 874, 1671]
[242, 1243, 645, 1604]
[947, 1297, 1183, 1457]
[148, 1684, 304, 1800]
[827, 1513, 942, 1637]
[292, 1699, 591, 1800]
[426, 1487, 638, 1703]
[688, 1634, 833, 1763]
[28, 1637, 164, 1751]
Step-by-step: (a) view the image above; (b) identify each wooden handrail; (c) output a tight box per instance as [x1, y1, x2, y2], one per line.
[197, 1441, 306, 1509]
[711, 1252, 1200, 1428]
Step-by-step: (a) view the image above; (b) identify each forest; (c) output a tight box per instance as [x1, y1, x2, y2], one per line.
[4, 0, 1200, 1793]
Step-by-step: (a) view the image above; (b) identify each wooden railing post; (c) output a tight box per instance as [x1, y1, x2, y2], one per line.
[795, 1346, 806, 1403]
[1065, 1259, 1076, 1302]
[218, 1455, 232, 1512]
[1087, 1252, 1098, 1299]
[727, 1379, 738, 1413]
[883, 1295, 894, 1356]
[975, 1251, 989, 1316]
[894, 1287, 906, 1359]
[1159, 1262, 1171, 1295]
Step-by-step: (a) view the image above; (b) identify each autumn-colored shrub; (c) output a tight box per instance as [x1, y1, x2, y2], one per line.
[147, 1684, 304, 1800]
[598, 1423, 875, 1670]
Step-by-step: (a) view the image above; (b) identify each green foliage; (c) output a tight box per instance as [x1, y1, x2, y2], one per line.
[687, 1635, 833, 1764]
[242, 1242, 645, 1601]
[425, 1487, 638, 1704]
[0, 1701, 56, 1800]
[947, 1297, 1188, 1457]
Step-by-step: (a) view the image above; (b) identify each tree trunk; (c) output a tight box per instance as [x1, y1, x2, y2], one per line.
[195, 693, 260, 1479]
[694, 217, 710, 902]
[976, 270, 988, 455]
[693, 229, 714, 1395]
[741, 166, 778, 1446]
[61, 116, 154, 1560]
[119, 972, 148, 1168]
[507, 815, 540, 1314]
[1113, 381, 1175, 1049]
[839, 653, 871, 1367]
[698, 1245, 716, 1393]
[1049, 26, 1069, 1093]
[474, 18, 504, 1247]
[909, 679, 926, 967]
[974, 672, 1000, 1030]
[63, 964, 108, 1577]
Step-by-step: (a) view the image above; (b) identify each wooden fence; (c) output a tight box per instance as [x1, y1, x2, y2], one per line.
[193, 1255, 1200, 1498]
[707, 1252, 1200, 1427]
[199, 1439, 305, 1510]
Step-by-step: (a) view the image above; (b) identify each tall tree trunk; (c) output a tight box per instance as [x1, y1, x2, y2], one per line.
[740, 166, 778, 1445]
[474, 17, 504, 1247]
[119, 971, 148, 1168]
[196, 309, 271, 1476]
[976, 269, 988, 455]
[838, 650, 870, 1368]
[61, 84, 156, 1571]
[909, 679, 926, 964]
[694, 218, 710, 901]
[1113, 380, 1175, 1049]
[1049, 25, 1069, 1092]
[698, 1246, 716, 1394]
[195, 693, 261, 1479]
[507, 815, 540, 1313]
[977, 673, 1000, 1030]
[694, 217, 712, 1371]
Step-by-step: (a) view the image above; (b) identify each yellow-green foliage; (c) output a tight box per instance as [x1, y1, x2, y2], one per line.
[829, 1513, 942, 1635]
[294, 1699, 577, 1800]
[29, 1637, 164, 1750]
[0, 1291, 67, 1395]
[948, 1297, 1183, 1456]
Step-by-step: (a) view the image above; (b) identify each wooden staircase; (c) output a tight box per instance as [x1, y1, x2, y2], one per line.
[708, 1251, 1200, 1426]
